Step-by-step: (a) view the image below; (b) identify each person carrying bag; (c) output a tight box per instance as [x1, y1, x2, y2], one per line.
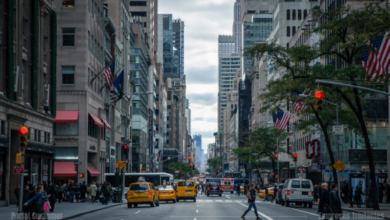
[241, 183, 261, 220]
[318, 182, 331, 220]
[24, 185, 48, 220]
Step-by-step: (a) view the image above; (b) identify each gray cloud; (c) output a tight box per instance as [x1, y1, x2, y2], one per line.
[187, 93, 217, 106]
[186, 65, 217, 84]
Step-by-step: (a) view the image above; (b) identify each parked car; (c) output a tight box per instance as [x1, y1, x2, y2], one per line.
[280, 178, 314, 208]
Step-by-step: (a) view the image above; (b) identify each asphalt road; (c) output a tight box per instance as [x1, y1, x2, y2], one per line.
[70, 191, 386, 220]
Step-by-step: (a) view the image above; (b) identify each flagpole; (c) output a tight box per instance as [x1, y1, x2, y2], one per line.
[90, 57, 115, 86]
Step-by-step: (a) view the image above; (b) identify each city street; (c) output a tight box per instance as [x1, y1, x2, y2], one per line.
[68, 193, 386, 220]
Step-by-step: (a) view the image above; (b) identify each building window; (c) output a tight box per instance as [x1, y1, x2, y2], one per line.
[304, 10, 308, 19]
[292, 10, 296, 20]
[130, 1, 147, 6]
[292, 26, 296, 36]
[168, 105, 171, 109]
[88, 115, 98, 138]
[62, 66, 75, 84]
[130, 12, 147, 17]
[247, 10, 255, 14]
[0, 121, 5, 135]
[286, 9, 290, 20]
[298, 10, 302, 20]
[62, 0, 75, 7]
[287, 26, 291, 37]
[88, 31, 91, 51]
[167, 140, 169, 144]
[62, 28, 75, 46]
[37, 130, 41, 142]
[167, 132, 170, 136]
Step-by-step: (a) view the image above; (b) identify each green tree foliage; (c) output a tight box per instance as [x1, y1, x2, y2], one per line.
[207, 156, 223, 173]
[233, 127, 289, 183]
[245, 2, 390, 210]
[168, 162, 194, 179]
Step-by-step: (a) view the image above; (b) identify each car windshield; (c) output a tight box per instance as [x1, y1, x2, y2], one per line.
[130, 184, 149, 191]
[158, 186, 173, 190]
[178, 181, 194, 186]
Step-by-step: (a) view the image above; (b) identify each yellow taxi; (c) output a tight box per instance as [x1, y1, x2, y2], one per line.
[175, 180, 196, 202]
[126, 177, 160, 208]
[258, 187, 275, 199]
[157, 184, 176, 203]
[240, 185, 244, 193]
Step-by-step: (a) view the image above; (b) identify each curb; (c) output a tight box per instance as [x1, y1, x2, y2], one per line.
[312, 203, 390, 220]
[62, 203, 125, 220]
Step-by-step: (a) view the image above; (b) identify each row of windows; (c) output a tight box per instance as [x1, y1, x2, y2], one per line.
[130, 1, 147, 6]
[286, 26, 297, 37]
[88, 31, 104, 64]
[62, 65, 105, 96]
[88, 0, 105, 30]
[286, 9, 308, 21]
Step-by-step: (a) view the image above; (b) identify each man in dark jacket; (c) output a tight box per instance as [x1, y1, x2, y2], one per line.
[47, 182, 57, 212]
[329, 183, 342, 220]
[264, 185, 269, 202]
[68, 181, 75, 203]
[101, 181, 108, 205]
[22, 185, 31, 217]
[80, 181, 87, 203]
[348, 184, 353, 208]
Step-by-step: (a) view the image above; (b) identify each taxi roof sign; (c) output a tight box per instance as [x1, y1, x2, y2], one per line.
[137, 177, 146, 182]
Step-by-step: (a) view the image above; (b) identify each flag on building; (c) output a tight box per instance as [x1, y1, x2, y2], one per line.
[273, 113, 280, 128]
[361, 32, 390, 82]
[276, 109, 290, 130]
[103, 60, 115, 90]
[293, 89, 311, 113]
[113, 70, 124, 100]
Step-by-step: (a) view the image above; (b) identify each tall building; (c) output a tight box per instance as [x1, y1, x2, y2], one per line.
[172, 19, 185, 77]
[233, 0, 242, 54]
[193, 134, 202, 168]
[218, 35, 241, 132]
[160, 14, 177, 78]
[0, 0, 57, 206]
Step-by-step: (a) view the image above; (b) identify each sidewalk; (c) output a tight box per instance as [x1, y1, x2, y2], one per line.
[313, 202, 390, 219]
[0, 200, 125, 220]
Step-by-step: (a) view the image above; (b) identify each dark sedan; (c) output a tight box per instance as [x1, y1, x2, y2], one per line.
[206, 184, 222, 197]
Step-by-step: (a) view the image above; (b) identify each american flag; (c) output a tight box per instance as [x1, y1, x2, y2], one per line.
[103, 60, 115, 90]
[362, 33, 390, 82]
[273, 109, 291, 130]
[293, 89, 311, 113]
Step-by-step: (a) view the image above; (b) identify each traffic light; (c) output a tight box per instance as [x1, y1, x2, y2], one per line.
[188, 156, 191, 164]
[74, 164, 78, 171]
[293, 153, 297, 162]
[274, 154, 278, 159]
[122, 145, 129, 155]
[79, 173, 84, 178]
[314, 89, 324, 111]
[19, 126, 29, 151]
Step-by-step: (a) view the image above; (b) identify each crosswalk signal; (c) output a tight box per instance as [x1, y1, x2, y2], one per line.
[314, 89, 324, 111]
[274, 154, 278, 159]
[293, 153, 297, 162]
[74, 164, 78, 171]
[122, 145, 129, 155]
[79, 173, 84, 178]
[19, 126, 29, 151]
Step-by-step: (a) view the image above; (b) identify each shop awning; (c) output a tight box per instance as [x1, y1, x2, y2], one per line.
[53, 111, 79, 123]
[87, 163, 101, 177]
[54, 162, 77, 177]
[88, 112, 104, 128]
[101, 118, 112, 130]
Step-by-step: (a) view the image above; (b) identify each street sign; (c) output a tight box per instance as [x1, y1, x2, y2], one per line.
[74, 161, 82, 165]
[113, 163, 119, 168]
[116, 159, 125, 170]
[13, 166, 24, 174]
[332, 125, 344, 135]
[333, 159, 345, 172]
[319, 159, 324, 164]
[175, 170, 179, 174]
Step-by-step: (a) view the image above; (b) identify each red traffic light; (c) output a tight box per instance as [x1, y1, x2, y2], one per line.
[315, 90, 324, 99]
[294, 153, 298, 158]
[274, 154, 278, 158]
[19, 127, 28, 136]
[217, 170, 219, 173]
[124, 145, 129, 150]
[188, 156, 191, 160]
[190, 163, 192, 167]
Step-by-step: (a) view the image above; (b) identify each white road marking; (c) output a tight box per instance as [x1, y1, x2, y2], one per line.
[194, 218, 197, 220]
[196, 210, 198, 213]
[289, 208, 317, 216]
[135, 211, 141, 214]
[197, 205, 199, 207]
[236, 202, 274, 220]
[215, 200, 222, 202]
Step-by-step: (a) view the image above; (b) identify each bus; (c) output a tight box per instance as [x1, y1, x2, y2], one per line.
[234, 178, 248, 191]
[221, 178, 234, 194]
[104, 172, 174, 188]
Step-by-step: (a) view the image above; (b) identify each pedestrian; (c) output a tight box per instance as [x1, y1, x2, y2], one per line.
[237, 184, 241, 196]
[80, 181, 87, 203]
[379, 183, 384, 203]
[96, 183, 101, 203]
[313, 185, 318, 203]
[14, 184, 21, 207]
[26, 180, 33, 190]
[354, 180, 364, 208]
[68, 181, 75, 203]
[342, 182, 349, 203]
[75, 183, 80, 202]
[271, 186, 277, 203]
[24, 185, 48, 220]
[87, 184, 91, 203]
[101, 181, 108, 205]
[106, 182, 112, 203]
[264, 185, 269, 202]
[47, 182, 56, 212]
[348, 184, 353, 208]
[89, 182, 97, 204]
[330, 183, 342, 220]
[241, 183, 261, 220]
[318, 182, 331, 220]
[22, 185, 31, 218]
[57, 182, 64, 203]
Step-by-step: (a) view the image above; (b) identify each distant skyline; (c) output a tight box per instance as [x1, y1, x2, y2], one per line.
[159, 0, 235, 153]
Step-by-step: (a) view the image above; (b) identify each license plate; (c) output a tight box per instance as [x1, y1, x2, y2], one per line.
[302, 192, 308, 195]
[162, 192, 166, 194]
[213, 187, 216, 190]
[186, 190, 192, 193]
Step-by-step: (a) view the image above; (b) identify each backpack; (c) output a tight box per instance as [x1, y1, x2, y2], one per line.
[246, 188, 252, 200]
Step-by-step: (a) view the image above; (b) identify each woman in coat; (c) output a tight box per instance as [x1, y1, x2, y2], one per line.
[89, 182, 98, 204]
[354, 180, 365, 208]
[329, 183, 342, 220]
[24, 185, 48, 220]
[47, 182, 57, 212]
[241, 183, 260, 220]
[318, 182, 331, 220]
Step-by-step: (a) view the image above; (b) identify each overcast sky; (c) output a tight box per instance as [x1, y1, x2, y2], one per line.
[159, 0, 235, 154]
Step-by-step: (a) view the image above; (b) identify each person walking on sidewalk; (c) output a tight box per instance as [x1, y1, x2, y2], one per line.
[354, 180, 364, 208]
[348, 184, 354, 208]
[14, 184, 21, 207]
[22, 185, 31, 218]
[80, 181, 87, 203]
[330, 183, 342, 220]
[47, 182, 57, 212]
[101, 181, 108, 205]
[241, 183, 261, 220]
[236, 184, 241, 196]
[263, 185, 269, 202]
[106, 183, 112, 203]
[89, 182, 97, 204]
[24, 185, 48, 220]
[68, 181, 75, 203]
[57, 182, 64, 203]
[318, 182, 331, 220]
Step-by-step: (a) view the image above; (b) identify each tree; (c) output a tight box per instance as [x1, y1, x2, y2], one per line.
[207, 156, 223, 174]
[168, 162, 193, 179]
[245, 2, 390, 210]
[233, 127, 290, 184]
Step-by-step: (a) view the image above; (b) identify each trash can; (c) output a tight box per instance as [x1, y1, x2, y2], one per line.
[112, 190, 123, 203]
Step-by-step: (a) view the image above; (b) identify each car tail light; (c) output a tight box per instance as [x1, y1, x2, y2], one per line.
[127, 192, 130, 196]
[149, 191, 152, 195]
[220, 187, 222, 190]
[170, 191, 175, 194]
[208, 187, 210, 190]
[312, 192, 314, 196]
[287, 190, 290, 195]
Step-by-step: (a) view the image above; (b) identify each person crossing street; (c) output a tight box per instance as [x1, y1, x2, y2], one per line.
[241, 183, 261, 220]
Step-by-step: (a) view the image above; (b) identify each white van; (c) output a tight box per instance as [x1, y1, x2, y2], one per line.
[280, 178, 314, 208]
